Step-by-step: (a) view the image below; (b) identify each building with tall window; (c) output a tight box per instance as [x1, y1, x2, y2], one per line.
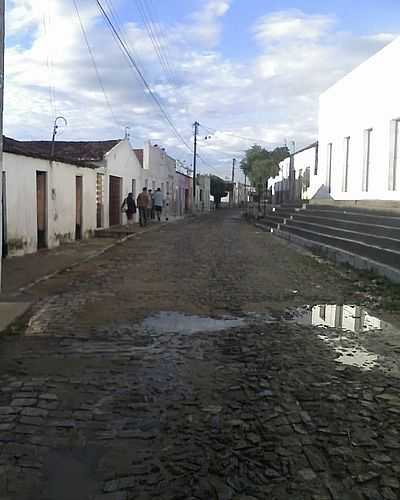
[311, 36, 400, 208]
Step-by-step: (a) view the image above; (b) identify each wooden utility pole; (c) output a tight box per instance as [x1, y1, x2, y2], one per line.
[231, 158, 236, 206]
[0, 0, 5, 290]
[192, 121, 199, 201]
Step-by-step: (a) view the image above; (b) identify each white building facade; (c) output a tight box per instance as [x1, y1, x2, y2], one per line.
[95, 140, 143, 227]
[315, 36, 400, 206]
[268, 143, 319, 203]
[2, 147, 97, 257]
[194, 174, 211, 212]
[2, 137, 144, 257]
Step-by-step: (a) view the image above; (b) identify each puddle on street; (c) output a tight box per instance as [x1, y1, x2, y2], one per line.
[288, 304, 400, 371]
[292, 304, 397, 335]
[142, 312, 245, 335]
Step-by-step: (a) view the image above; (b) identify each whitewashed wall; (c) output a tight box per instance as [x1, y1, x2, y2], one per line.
[195, 175, 211, 211]
[142, 141, 177, 210]
[3, 153, 97, 256]
[316, 36, 400, 201]
[98, 139, 143, 226]
[268, 145, 318, 201]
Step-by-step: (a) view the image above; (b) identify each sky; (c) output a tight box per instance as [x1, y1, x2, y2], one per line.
[4, 0, 400, 180]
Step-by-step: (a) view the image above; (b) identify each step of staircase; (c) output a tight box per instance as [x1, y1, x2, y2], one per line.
[285, 220, 400, 252]
[279, 224, 400, 270]
[259, 203, 400, 283]
[292, 213, 400, 239]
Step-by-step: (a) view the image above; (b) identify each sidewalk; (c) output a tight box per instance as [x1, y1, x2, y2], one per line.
[1, 222, 165, 296]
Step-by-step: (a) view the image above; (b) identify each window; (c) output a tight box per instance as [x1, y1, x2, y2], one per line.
[342, 137, 350, 192]
[145, 179, 148, 189]
[389, 119, 400, 191]
[326, 143, 333, 193]
[314, 145, 319, 176]
[131, 179, 136, 198]
[362, 129, 372, 192]
[152, 180, 156, 191]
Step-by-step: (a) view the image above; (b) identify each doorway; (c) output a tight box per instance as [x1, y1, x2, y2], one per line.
[76, 176, 83, 240]
[96, 174, 104, 228]
[184, 188, 189, 213]
[109, 175, 122, 226]
[2, 172, 7, 257]
[36, 171, 47, 249]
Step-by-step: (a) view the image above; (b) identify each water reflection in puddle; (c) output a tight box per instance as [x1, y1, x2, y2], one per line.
[294, 304, 395, 334]
[292, 304, 399, 371]
[142, 312, 245, 335]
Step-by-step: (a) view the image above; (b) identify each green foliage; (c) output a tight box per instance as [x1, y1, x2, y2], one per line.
[210, 175, 230, 208]
[240, 144, 289, 195]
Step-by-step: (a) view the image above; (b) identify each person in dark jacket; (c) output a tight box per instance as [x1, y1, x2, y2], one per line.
[121, 192, 137, 225]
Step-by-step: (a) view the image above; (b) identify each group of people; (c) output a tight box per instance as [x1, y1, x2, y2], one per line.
[121, 187, 169, 227]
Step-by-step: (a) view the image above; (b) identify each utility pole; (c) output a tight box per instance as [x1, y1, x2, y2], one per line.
[231, 158, 236, 206]
[192, 121, 199, 212]
[0, 0, 4, 291]
[192, 121, 199, 202]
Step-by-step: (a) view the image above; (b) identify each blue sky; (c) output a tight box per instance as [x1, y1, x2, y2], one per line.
[4, 0, 400, 179]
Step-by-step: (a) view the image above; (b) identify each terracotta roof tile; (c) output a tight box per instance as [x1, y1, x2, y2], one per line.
[3, 136, 121, 165]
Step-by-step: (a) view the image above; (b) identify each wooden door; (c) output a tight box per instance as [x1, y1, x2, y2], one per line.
[2, 172, 7, 257]
[109, 176, 122, 226]
[36, 172, 47, 249]
[76, 176, 83, 240]
[96, 174, 104, 228]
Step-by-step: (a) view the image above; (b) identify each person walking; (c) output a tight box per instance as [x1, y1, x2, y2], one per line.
[121, 192, 136, 225]
[137, 187, 149, 227]
[148, 189, 155, 220]
[164, 191, 171, 222]
[153, 188, 164, 222]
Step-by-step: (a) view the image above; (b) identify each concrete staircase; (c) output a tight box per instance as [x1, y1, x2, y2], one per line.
[256, 204, 400, 283]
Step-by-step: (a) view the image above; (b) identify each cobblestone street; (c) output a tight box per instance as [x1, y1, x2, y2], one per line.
[1, 210, 400, 500]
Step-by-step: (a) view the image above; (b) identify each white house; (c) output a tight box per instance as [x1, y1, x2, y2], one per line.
[2, 137, 98, 256]
[134, 141, 177, 212]
[268, 142, 318, 203]
[93, 139, 143, 227]
[194, 174, 211, 212]
[2, 137, 144, 257]
[314, 36, 400, 207]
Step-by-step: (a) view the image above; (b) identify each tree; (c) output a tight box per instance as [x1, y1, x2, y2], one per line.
[210, 175, 229, 209]
[240, 144, 289, 206]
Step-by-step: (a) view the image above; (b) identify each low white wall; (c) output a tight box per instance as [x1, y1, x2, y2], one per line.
[3, 152, 97, 256]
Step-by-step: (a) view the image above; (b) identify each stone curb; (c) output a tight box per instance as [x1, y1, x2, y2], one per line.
[14, 224, 166, 295]
[250, 218, 400, 284]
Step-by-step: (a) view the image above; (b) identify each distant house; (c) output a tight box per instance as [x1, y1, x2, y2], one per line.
[134, 141, 177, 211]
[2, 137, 142, 257]
[268, 142, 318, 204]
[194, 174, 211, 212]
[176, 171, 192, 216]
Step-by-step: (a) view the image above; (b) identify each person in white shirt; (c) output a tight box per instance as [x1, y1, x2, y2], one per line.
[153, 188, 164, 222]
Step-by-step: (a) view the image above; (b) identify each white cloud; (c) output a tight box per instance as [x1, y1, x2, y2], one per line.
[2, 2, 398, 180]
[254, 10, 334, 43]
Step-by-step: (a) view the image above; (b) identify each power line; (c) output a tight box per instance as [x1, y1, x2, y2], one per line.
[42, 2, 57, 119]
[136, 0, 178, 85]
[96, 0, 194, 155]
[103, 0, 146, 73]
[134, 0, 173, 84]
[199, 122, 272, 146]
[72, 0, 120, 127]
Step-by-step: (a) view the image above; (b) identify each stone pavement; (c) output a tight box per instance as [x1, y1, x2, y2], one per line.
[1, 223, 164, 296]
[0, 210, 400, 499]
